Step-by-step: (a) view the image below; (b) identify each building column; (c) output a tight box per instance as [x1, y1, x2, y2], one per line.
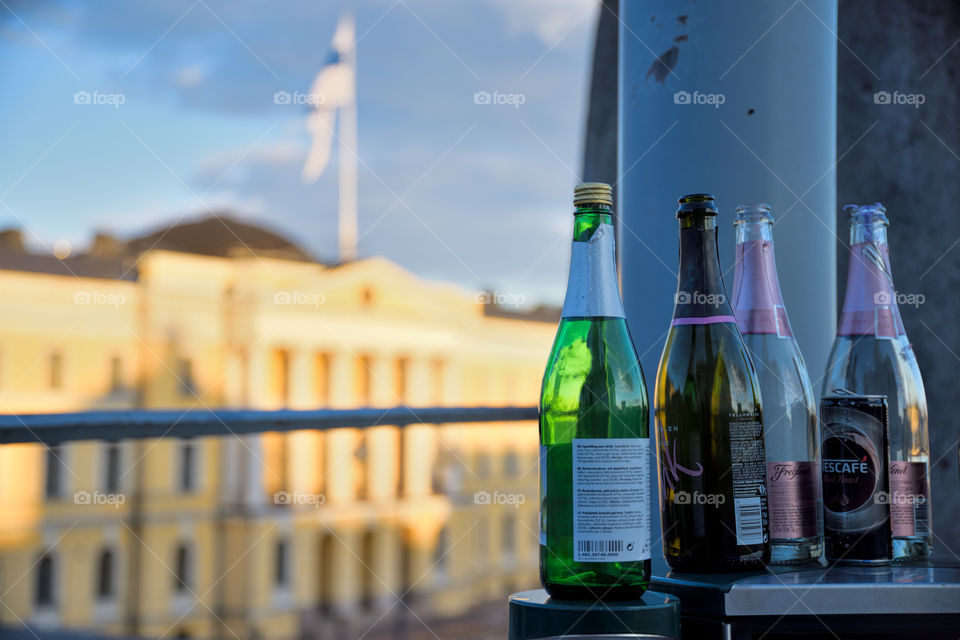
[327, 351, 355, 409]
[405, 357, 432, 406]
[369, 355, 394, 408]
[242, 348, 269, 507]
[287, 349, 323, 497]
[287, 349, 314, 409]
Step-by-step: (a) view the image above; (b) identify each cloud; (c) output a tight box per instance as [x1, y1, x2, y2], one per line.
[1, 0, 592, 304]
[484, 0, 598, 44]
[175, 64, 206, 89]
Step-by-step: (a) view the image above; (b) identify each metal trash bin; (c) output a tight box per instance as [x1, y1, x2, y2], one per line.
[508, 589, 681, 640]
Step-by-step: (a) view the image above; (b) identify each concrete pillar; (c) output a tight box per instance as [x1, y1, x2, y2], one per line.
[837, 0, 960, 557]
[619, 0, 838, 575]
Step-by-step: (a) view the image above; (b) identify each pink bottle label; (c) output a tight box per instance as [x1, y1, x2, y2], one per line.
[838, 242, 905, 338]
[766, 461, 821, 539]
[889, 461, 929, 537]
[732, 240, 793, 337]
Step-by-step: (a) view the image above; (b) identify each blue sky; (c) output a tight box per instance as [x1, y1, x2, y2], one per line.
[0, 0, 597, 305]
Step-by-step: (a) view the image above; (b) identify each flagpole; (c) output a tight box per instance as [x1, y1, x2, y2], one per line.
[338, 14, 358, 263]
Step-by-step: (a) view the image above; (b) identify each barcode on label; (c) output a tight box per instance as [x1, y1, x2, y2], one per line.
[915, 500, 930, 537]
[577, 540, 623, 555]
[735, 497, 764, 546]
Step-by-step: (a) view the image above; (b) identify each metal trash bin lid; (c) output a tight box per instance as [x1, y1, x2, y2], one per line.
[508, 589, 681, 640]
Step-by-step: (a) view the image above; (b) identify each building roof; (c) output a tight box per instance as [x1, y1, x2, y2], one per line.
[123, 214, 316, 262]
[0, 239, 137, 281]
[0, 215, 317, 281]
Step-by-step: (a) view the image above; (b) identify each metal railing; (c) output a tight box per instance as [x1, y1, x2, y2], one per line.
[0, 406, 539, 444]
[0, 405, 541, 640]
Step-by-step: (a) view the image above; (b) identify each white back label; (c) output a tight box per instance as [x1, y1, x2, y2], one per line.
[573, 438, 651, 562]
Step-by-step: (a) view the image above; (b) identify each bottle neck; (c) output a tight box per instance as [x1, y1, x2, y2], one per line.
[672, 214, 735, 325]
[560, 205, 625, 319]
[851, 219, 888, 246]
[731, 219, 792, 337]
[838, 220, 904, 337]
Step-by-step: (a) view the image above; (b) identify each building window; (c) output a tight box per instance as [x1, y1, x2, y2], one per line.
[356, 355, 372, 406]
[477, 519, 490, 558]
[178, 359, 195, 396]
[262, 432, 288, 497]
[274, 539, 289, 587]
[360, 530, 376, 610]
[97, 548, 115, 600]
[49, 351, 63, 390]
[430, 359, 445, 406]
[110, 356, 123, 393]
[35, 553, 54, 607]
[434, 528, 448, 576]
[319, 534, 335, 615]
[104, 443, 121, 494]
[394, 357, 408, 405]
[354, 434, 368, 501]
[502, 513, 516, 557]
[45, 446, 64, 499]
[476, 452, 492, 479]
[398, 427, 407, 497]
[174, 543, 191, 593]
[400, 535, 414, 597]
[270, 349, 290, 408]
[504, 450, 520, 478]
[314, 352, 330, 406]
[178, 440, 196, 493]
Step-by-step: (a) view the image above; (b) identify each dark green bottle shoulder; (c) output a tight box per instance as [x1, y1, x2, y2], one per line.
[657, 324, 760, 399]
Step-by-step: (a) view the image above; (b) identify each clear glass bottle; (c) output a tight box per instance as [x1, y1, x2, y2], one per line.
[539, 182, 651, 600]
[655, 194, 769, 572]
[822, 203, 931, 561]
[732, 204, 822, 564]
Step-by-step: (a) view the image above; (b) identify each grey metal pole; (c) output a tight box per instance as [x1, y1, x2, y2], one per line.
[618, 0, 838, 575]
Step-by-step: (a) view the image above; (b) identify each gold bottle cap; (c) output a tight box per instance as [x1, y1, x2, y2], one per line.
[573, 182, 613, 207]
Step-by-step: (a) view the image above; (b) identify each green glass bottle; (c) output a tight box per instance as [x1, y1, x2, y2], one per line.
[539, 182, 651, 600]
[655, 194, 770, 572]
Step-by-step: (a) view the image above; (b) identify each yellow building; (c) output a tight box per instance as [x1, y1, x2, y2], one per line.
[0, 217, 556, 639]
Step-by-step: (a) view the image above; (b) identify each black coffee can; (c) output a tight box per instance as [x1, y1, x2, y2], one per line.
[820, 393, 891, 564]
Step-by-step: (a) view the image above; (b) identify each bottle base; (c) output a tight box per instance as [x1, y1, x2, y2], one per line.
[770, 537, 823, 565]
[892, 536, 932, 562]
[542, 581, 648, 602]
[826, 556, 892, 566]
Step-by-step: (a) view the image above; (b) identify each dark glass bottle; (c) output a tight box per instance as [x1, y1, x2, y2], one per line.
[654, 194, 770, 572]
